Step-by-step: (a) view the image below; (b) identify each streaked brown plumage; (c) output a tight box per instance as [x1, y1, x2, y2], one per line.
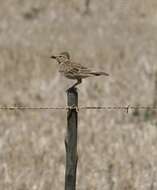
[51, 52, 109, 88]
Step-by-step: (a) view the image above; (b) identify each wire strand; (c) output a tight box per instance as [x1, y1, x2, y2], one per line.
[0, 106, 156, 112]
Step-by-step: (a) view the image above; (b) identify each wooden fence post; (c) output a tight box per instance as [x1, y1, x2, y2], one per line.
[65, 87, 78, 190]
[153, 71, 157, 107]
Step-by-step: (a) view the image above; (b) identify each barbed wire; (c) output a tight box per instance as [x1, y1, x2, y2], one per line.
[0, 105, 157, 113]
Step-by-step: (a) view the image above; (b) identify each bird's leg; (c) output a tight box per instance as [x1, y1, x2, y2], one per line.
[72, 79, 82, 88]
[68, 79, 82, 91]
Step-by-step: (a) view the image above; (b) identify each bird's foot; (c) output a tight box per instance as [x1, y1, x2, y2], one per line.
[66, 85, 77, 92]
[66, 84, 77, 91]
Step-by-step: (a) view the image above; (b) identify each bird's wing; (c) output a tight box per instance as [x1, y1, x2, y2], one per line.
[68, 62, 91, 74]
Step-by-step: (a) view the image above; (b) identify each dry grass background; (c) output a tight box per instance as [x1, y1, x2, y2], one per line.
[0, 0, 157, 189]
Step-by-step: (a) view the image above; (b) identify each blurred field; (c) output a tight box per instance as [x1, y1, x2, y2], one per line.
[0, 0, 157, 189]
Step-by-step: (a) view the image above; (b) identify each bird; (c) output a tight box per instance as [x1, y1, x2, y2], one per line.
[50, 52, 109, 89]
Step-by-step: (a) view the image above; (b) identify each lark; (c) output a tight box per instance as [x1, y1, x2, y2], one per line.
[51, 52, 109, 88]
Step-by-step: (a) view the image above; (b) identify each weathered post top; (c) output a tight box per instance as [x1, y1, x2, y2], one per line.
[67, 87, 78, 107]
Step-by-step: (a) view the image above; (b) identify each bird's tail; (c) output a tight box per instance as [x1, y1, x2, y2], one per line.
[90, 72, 109, 76]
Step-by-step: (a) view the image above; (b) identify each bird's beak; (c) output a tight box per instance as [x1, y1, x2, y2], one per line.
[50, 55, 57, 59]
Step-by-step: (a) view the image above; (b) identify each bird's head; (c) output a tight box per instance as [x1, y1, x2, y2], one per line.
[50, 52, 70, 64]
